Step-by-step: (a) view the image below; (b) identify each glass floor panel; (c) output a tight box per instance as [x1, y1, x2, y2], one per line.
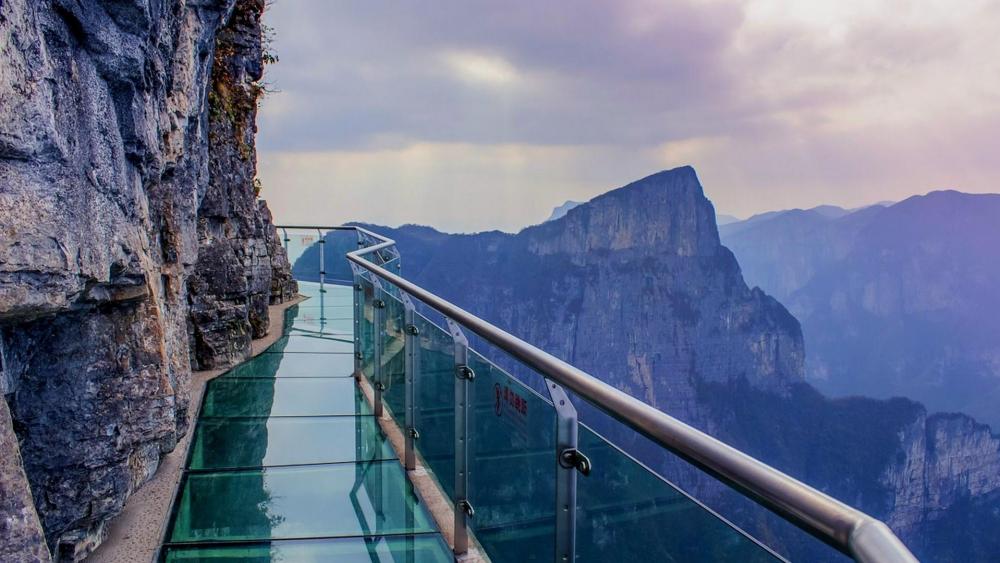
[291, 302, 354, 313]
[264, 335, 354, 354]
[294, 297, 354, 310]
[295, 283, 354, 302]
[287, 318, 354, 335]
[161, 534, 453, 563]
[168, 461, 436, 543]
[188, 415, 394, 470]
[200, 378, 364, 417]
[223, 353, 355, 378]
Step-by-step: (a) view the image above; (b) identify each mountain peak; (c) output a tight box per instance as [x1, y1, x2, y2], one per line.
[545, 200, 583, 222]
[528, 166, 720, 257]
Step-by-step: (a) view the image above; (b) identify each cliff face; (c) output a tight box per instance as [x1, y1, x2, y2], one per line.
[187, 0, 296, 370]
[325, 167, 1000, 561]
[720, 192, 1000, 430]
[0, 0, 294, 560]
[356, 167, 804, 423]
[886, 412, 1000, 535]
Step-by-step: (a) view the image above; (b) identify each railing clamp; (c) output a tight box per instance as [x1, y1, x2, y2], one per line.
[406, 324, 420, 336]
[458, 499, 475, 518]
[456, 364, 475, 381]
[354, 283, 363, 292]
[355, 351, 363, 360]
[375, 382, 386, 392]
[374, 299, 386, 309]
[409, 428, 420, 440]
[559, 448, 592, 476]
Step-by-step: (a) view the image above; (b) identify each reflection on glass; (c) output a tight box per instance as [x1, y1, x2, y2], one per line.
[188, 414, 393, 470]
[575, 426, 779, 562]
[169, 462, 436, 543]
[263, 335, 354, 354]
[223, 351, 355, 378]
[161, 535, 454, 563]
[201, 378, 363, 417]
[467, 352, 557, 562]
[381, 291, 407, 423]
[412, 314, 456, 497]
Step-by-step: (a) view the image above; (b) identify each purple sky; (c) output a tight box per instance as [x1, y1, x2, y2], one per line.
[257, 0, 1000, 232]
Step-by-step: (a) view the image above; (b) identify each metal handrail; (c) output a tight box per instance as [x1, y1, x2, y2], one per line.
[280, 225, 918, 563]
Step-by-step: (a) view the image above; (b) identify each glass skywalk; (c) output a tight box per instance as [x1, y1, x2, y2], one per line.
[162, 226, 916, 562]
[159, 283, 452, 562]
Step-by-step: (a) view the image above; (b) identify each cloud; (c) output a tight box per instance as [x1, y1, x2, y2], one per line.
[440, 51, 521, 87]
[258, 142, 667, 233]
[257, 0, 1000, 228]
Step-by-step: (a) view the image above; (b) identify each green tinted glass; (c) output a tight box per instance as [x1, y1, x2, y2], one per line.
[412, 314, 456, 497]
[381, 290, 407, 422]
[264, 335, 354, 354]
[188, 414, 392, 470]
[169, 461, 436, 543]
[200, 378, 364, 417]
[575, 426, 779, 562]
[161, 535, 453, 563]
[467, 353, 558, 563]
[360, 279, 376, 380]
[222, 352, 355, 378]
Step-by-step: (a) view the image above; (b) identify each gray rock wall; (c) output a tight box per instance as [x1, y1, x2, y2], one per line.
[0, 0, 294, 559]
[1, 400, 50, 563]
[187, 0, 296, 370]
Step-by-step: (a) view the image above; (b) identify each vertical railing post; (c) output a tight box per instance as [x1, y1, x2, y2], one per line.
[371, 276, 386, 418]
[401, 291, 419, 471]
[350, 262, 364, 377]
[546, 380, 588, 563]
[446, 318, 473, 555]
[316, 228, 326, 297]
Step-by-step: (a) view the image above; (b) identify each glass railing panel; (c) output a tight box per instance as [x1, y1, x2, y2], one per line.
[381, 289, 407, 423]
[286, 228, 356, 285]
[279, 230, 322, 275]
[167, 461, 437, 543]
[412, 313, 456, 498]
[161, 534, 454, 563]
[360, 277, 375, 381]
[467, 351, 557, 562]
[289, 282, 353, 331]
[575, 425, 781, 563]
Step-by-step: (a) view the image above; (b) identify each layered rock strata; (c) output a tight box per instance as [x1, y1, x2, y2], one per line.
[0, 0, 295, 559]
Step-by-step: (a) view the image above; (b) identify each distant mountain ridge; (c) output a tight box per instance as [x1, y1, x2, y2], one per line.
[721, 190, 1000, 429]
[545, 200, 583, 222]
[298, 168, 1000, 561]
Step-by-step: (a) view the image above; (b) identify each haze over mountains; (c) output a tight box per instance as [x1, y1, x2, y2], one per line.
[720, 191, 1000, 429]
[296, 167, 1000, 562]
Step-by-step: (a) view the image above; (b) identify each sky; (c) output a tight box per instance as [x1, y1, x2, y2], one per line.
[256, 0, 1000, 233]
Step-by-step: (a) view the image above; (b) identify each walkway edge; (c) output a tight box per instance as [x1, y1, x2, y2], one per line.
[85, 296, 306, 563]
[356, 373, 491, 563]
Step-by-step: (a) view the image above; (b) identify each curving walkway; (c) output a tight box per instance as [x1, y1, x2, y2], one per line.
[157, 283, 452, 562]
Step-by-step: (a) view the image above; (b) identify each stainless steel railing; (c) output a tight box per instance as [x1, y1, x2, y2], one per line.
[279, 224, 918, 563]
